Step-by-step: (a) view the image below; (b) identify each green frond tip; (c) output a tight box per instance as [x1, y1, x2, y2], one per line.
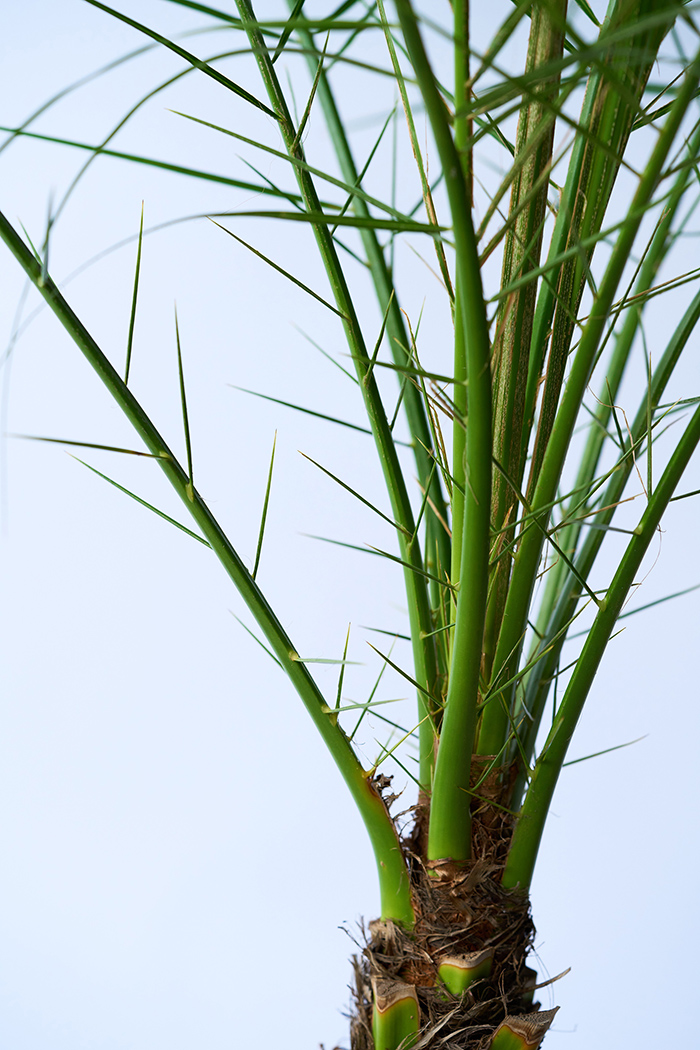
[290, 30, 328, 156]
[572, 0, 600, 26]
[333, 698, 405, 714]
[229, 385, 387, 441]
[272, 0, 305, 63]
[82, 0, 277, 119]
[438, 949, 493, 995]
[213, 208, 444, 235]
[372, 978, 419, 1050]
[562, 734, 647, 767]
[297, 656, 361, 665]
[229, 612, 284, 669]
[490, 1008, 559, 1050]
[125, 201, 144, 386]
[299, 452, 411, 537]
[70, 456, 210, 547]
[9, 434, 160, 457]
[174, 305, 194, 491]
[210, 220, 347, 319]
[366, 643, 438, 705]
[252, 430, 277, 580]
[335, 622, 352, 718]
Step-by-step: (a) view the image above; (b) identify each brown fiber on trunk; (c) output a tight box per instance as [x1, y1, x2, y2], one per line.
[345, 766, 553, 1050]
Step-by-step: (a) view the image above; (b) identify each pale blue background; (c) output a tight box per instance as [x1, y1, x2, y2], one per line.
[1, 3, 699, 1048]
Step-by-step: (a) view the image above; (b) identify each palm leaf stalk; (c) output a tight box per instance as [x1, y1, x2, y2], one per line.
[288, 5, 453, 599]
[483, 0, 568, 687]
[2, 0, 700, 1047]
[512, 280, 700, 780]
[477, 0, 689, 759]
[0, 205, 418, 926]
[233, 0, 442, 791]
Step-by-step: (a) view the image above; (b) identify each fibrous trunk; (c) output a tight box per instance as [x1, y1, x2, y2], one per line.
[348, 768, 557, 1050]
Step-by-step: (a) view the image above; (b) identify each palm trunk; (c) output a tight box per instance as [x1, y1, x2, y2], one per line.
[350, 778, 554, 1050]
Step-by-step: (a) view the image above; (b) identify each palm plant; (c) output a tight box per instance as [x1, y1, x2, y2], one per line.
[2, 0, 700, 1046]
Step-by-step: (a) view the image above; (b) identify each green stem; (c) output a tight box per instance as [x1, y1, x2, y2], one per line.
[480, 29, 698, 762]
[521, 0, 678, 486]
[482, 0, 567, 687]
[510, 124, 700, 802]
[0, 208, 414, 928]
[235, 0, 440, 787]
[453, 0, 470, 185]
[511, 284, 700, 806]
[504, 397, 700, 890]
[450, 300, 467, 610]
[289, 7, 452, 602]
[394, 0, 493, 862]
[450, 0, 469, 621]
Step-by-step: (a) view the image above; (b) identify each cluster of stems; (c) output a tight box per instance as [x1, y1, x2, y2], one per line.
[3, 0, 700, 1045]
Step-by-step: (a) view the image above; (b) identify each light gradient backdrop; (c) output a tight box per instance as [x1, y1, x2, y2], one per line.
[1, 3, 699, 1048]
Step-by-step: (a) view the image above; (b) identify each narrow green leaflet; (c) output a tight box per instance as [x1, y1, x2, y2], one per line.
[252, 432, 277, 580]
[83, 0, 277, 116]
[272, 0, 306, 63]
[125, 203, 144, 385]
[211, 220, 347, 317]
[71, 456, 211, 547]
